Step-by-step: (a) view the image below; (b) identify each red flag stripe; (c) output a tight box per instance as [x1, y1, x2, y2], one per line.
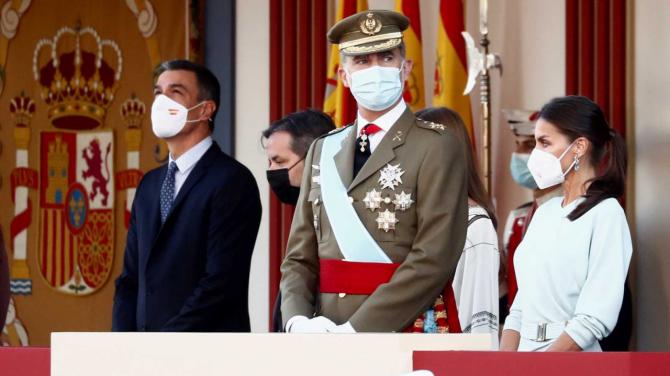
[441, 0, 467, 67]
[401, 0, 422, 41]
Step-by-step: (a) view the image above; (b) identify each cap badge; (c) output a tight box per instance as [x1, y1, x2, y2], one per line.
[360, 13, 382, 35]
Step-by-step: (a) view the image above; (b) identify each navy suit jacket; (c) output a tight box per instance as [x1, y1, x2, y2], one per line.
[112, 142, 261, 332]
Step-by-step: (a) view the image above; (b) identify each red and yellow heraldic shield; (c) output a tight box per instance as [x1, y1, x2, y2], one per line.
[39, 131, 114, 295]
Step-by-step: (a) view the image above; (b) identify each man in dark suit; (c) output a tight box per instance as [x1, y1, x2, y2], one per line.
[112, 60, 261, 332]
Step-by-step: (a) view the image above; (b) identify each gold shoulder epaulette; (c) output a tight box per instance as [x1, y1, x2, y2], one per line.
[416, 118, 448, 134]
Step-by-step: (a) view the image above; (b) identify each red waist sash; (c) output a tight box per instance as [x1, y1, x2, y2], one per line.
[319, 259, 400, 295]
[318, 258, 462, 333]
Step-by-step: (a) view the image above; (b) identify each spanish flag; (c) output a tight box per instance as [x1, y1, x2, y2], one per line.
[395, 0, 425, 112]
[323, 0, 368, 127]
[433, 0, 474, 144]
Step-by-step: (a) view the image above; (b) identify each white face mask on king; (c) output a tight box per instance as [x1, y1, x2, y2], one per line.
[345, 62, 405, 112]
[151, 94, 206, 139]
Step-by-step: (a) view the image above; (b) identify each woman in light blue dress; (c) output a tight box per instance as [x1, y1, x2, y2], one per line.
[500, 96, 632, 352]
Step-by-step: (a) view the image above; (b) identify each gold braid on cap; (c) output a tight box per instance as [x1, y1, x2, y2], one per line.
[338, 32, 403, 50]
[341, 38, 402, 54]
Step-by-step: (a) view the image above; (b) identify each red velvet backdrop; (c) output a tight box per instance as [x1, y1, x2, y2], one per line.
[565, 0, 626, 135]
[268, 0, 328, 328]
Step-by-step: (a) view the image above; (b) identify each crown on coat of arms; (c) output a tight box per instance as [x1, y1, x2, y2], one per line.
[9, 93, 36, 127]
[120, 95, 145, 129]
[33, 23, 123, 130]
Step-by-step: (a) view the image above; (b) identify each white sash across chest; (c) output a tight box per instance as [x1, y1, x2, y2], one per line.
[319, 127, 392, 263]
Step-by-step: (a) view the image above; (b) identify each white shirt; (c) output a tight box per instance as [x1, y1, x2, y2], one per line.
[168, 136, 213, 198]
[453, 205, 500, 349]
[503, 197, 633, 351]
[355, 100, 406, 153]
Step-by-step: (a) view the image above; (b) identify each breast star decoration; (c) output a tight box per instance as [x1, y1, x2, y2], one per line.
[378, 163, 405, 190]
[376, 209, 399, 232]
[393, 191, 414, 211]
[363, 188, 383, 211]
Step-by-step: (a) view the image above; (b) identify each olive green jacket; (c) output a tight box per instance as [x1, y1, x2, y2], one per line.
[280, 107, 468, 332]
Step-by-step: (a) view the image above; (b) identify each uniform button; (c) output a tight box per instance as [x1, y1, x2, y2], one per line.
[348, 196, 354, 203]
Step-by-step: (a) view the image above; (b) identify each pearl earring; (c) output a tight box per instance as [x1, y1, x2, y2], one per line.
[574, 154, 580, 171]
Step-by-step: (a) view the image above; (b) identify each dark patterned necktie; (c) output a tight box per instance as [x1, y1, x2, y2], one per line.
[160, 161, 178, 224]
[354, 123, 383, 177]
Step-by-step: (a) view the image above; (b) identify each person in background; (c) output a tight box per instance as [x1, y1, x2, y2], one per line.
[500, 96, 633, 351]
[416, 107, 499, 349]
[112, 60, 261, 332]
[500, 109, 562, 320]
[263, 109, 336, 206]
[262, 109, 335, 331]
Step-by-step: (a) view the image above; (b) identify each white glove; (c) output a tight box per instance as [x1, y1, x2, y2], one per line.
[287, 316, 337, 333]
[328, 321, 356, 333]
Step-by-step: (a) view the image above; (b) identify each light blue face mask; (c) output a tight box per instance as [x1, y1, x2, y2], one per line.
[510, 152, 538, 190]
[345, 62, 405, 112]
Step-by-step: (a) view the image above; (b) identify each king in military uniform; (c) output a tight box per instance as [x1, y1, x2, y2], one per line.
[280, 10, 468, 333]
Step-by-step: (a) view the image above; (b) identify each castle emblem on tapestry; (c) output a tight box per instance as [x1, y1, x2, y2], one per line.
[33, 24, 122, 295]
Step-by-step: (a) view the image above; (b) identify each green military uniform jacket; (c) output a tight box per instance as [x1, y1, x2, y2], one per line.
[280, 107, 468, 332]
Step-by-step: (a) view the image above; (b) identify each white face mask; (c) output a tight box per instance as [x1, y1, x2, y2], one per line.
[345, 62, 405, 112]
[151, 94, 206, 138]
[527, 141, 577, 189]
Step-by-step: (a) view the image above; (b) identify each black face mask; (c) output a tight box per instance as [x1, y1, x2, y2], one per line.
[266, 159, 303, 206]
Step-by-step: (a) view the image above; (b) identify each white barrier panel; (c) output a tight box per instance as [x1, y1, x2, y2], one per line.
[51, 333, 490, 376]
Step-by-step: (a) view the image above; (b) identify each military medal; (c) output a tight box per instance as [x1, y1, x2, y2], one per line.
[376, 209, 399, 232]
[379, 163, 405, 190]
[359, 133, 369, 152]
[363, 188, 382, 211]
[359, 124, 382, 153]
[393, 191, 414, 211]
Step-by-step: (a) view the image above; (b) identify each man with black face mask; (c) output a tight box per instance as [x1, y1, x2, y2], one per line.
[263, 110, 336, 206]
[263, 109, 335, 331]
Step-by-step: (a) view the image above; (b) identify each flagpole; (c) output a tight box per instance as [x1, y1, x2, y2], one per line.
[479, 0, 492, 194]
[461, 0, 501, 196]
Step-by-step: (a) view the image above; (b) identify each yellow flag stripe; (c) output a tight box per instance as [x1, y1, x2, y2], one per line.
[433, 16, 473, 142]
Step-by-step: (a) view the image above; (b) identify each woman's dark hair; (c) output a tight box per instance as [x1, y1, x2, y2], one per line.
[538, 95, 627, 221]
[262, 109, 336, 158]
[416, 107, 497, 229]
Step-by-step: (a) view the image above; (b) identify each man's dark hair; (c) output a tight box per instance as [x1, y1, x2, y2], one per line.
[262, 109, 336, 157]
[154, 60, 221, 130]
